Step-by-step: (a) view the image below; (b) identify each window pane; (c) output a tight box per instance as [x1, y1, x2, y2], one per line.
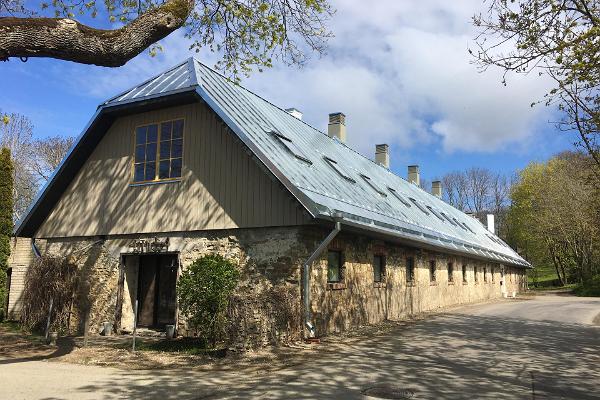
[407, 257, 414, 281]
[172, 138, 183, 158]
[147, 124, 158, 142]
[160, 141, 171, 159]
[161, 122, 172, 141]
[327, 251, 341, 282]
[146, 143, 157, 161]
[134, 164, 145, 182]
[373, 256, 383, 282]
[135, 145, 145, 163]
[170, 158, 182, 178]
[172, 119, 184, 138]
[145, 163, 156, 181]
[135, 126, 147, 145]
[159, 160, 170, 179]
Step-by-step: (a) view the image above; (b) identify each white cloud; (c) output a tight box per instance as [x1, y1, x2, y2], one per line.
[58, 0, 554, 156]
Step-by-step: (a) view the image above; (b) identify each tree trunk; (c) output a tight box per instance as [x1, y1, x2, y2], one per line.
[0, 0, 194, 66]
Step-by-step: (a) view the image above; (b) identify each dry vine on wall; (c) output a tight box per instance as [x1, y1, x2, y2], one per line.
[20, 255, 78, 333]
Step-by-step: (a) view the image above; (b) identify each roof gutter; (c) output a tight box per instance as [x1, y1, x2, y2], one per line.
[317, 212, 531, 268]
[302, 214, 342, 338]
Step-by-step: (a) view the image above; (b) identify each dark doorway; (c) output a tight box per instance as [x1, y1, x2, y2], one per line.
[137, 254, 178, 328]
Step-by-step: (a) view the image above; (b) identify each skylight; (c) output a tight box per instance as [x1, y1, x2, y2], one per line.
[272, 131, 312, 164]
[409, 197, 430, 215]
[324, 157, 356, 182]
[461, 221, 476, 233]
[361, 175, 387, 196]
[440, 212, 457, 226]
[453, 217, 468, 231]
[388, 188, 412, 207]
[426, 206, 445, 222]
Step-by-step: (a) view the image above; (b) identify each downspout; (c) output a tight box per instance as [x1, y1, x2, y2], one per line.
[303, 215, 342, 338]
[31, 238, 41, 258]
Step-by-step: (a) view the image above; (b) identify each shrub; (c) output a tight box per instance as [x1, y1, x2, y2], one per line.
[20, 255, 78, 333]
[0, 148, 14, 321]
[573, 275, 600, 297]
[177, 254, 239, 347]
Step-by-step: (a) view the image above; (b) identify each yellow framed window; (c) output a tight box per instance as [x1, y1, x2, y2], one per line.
[133, 119, 183, 183]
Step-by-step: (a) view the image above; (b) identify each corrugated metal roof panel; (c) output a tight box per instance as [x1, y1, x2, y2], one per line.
[187, 59, 529, 267]
[21, 57, 528, 267]
[103, 61, 195, 106]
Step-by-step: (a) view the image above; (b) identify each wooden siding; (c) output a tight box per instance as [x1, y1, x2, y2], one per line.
[36, 103, 309, 238]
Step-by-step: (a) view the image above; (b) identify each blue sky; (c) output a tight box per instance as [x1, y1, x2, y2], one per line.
[1, 0, 575, 183]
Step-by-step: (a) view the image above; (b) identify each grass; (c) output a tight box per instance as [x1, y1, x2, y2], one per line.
[528, 263, 564, 289]
[116, 337, 227, 357]
[573, 275, 600, 297]
[0, 320, 22, 333]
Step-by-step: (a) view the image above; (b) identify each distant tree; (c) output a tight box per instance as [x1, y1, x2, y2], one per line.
[0, 111, 74, 221]
[0, 0, 333, 76]
[31, 136, 75, 181]
[473, 0, 600, 178]
[0, 148, 14, 321]
[442, 171, 469, 211]
[441, 167, 513, 238]
[0, 112, 37, 222]
[508, 151, 599, 284]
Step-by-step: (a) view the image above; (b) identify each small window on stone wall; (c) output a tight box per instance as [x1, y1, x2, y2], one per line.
[373, 255, 385, 282]
[406, 257, 415, 283]
[327, 250, 343, 283]
[429, 260, 436, 282]
[474, 266, 479, 283]
[448, 262, 454, 283]
[462, 264, 467, 283]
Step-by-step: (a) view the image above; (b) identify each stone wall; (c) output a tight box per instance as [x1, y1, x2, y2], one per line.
[305, 227, 526, 335]
[10, 225, 527, 346]
[39, 227, 309, 346]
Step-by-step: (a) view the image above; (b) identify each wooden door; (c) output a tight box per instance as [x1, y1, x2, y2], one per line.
[137, 256, 158, 327]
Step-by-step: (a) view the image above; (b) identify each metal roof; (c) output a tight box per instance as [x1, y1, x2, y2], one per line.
[17, 57, 530, 267]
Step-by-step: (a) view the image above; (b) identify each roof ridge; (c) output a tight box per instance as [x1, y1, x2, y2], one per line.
[102, 59, 192, 106]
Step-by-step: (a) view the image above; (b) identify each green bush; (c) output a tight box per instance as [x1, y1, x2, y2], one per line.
[177, 254, 239, 347]
[573, 275, 600, 297]
[0, 148, 14, 321]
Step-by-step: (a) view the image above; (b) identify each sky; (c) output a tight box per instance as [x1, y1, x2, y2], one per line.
[0, 0, 575, 183]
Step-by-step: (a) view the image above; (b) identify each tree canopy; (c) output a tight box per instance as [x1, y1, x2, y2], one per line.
[0, 147, 14, 321]
[473, 0, 600, 177]
[0, 0, 333, 75]
[507, 151, 599, 284]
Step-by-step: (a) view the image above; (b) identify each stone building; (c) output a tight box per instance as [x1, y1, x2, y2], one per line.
[7, 58, 529, 346]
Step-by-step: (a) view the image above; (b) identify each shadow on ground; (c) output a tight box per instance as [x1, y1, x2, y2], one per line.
[60, 312, 600, 399]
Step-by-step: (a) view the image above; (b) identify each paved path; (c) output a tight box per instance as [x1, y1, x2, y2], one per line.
[1, 295, 599, 399]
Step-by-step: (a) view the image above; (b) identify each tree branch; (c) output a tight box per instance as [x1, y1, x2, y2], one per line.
[0, 0, 194, 66]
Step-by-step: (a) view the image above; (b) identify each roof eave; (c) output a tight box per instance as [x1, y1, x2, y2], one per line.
[313, 213, 531, 268]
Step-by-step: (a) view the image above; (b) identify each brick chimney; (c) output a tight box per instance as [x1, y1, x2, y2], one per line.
[328, 112, 346, 143]
[375, 144, 389, 168]
[408, 165, 420, 186]
[432, 181, 442, 198]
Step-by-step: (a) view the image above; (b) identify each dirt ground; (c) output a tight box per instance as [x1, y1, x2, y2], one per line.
[2, 294, 599, 399]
